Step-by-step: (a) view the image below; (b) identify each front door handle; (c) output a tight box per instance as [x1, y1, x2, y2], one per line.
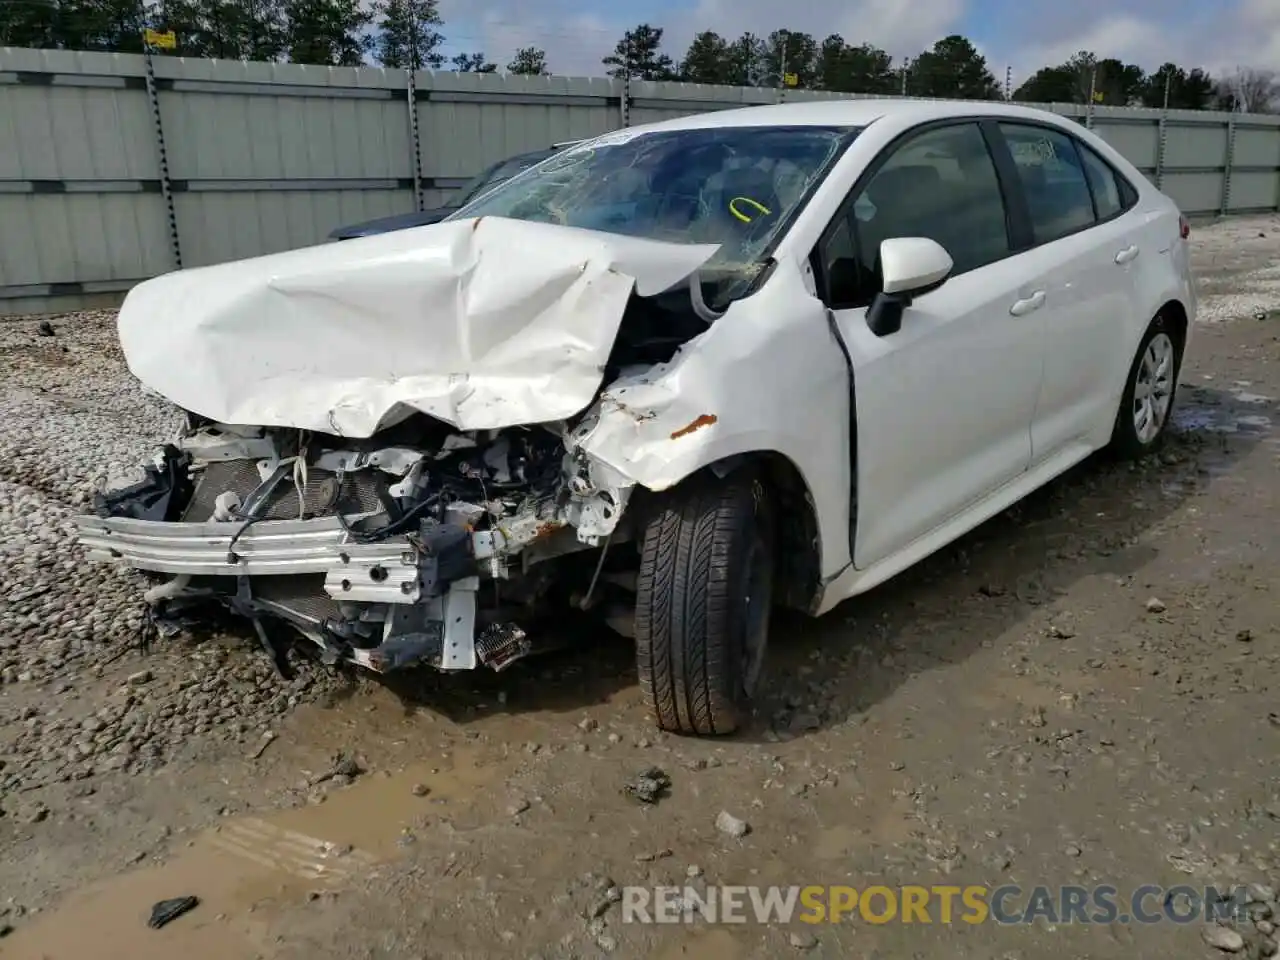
[1010, 290, 1046, 316]
[1115, 244, 1140, 264]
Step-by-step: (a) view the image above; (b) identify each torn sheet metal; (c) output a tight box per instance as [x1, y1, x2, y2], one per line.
[118, 217, 720, 438]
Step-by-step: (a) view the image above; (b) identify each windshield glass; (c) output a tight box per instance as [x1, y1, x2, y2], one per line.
[449, 125, 857, 275]
[454, 155, 548, 206]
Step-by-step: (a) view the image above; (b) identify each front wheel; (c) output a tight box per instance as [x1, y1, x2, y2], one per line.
[1111, 313, 1182, 459]
[634, 471, 774, 736]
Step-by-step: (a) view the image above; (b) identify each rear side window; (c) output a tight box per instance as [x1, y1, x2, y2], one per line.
[999, 123, 1096, 244]
[1078, 143, 1135, 220]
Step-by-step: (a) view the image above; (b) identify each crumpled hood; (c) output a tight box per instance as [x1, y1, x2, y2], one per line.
[118, 217, 719, 437]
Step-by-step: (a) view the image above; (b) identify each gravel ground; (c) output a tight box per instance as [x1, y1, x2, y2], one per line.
[0, 215, 1278, 959]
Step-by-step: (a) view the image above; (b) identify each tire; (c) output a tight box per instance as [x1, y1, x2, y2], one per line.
[634, 470, 774, 736]
[1111, 313, 1183, 459]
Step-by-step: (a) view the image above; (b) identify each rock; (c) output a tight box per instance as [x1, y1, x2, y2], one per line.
[246, 731, 276, 760]
[789, 931, 818, 950]
[507, 798, 531, 816]
[411, 783, 429, 797]
[634, 849, 672, 862]
[789, 712, 820, 732]
[1260, 937, 1278, 958]
[889, 760, 905, 771]
[1064, 844, 1082, 857]
[1259, 921, 1276, 936]
[577, 717, 598, 733]
[25, 805, 49, 824]
[716, 810, 750, 839]
[623, 767, 671, 804]
[1236, 629, 1253, 643]
[587, 885, 622, 918]
[1145, 597, 1166, 613]
[36, 321, 55, 337]
[686, 865, 702, 878]
[126, 670, 153, 686]
[1247, 884, 1276, 905]
[1201, 926, 1245, 952]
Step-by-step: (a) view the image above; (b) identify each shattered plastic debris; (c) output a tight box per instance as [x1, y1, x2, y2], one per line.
[147, 896, 199, 929]
[623, 767, 672, 804]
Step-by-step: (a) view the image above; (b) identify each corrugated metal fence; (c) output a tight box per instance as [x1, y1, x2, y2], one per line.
[3, 46, 1280, 316]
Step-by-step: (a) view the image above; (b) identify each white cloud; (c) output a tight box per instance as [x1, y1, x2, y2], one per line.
[430, 0, 1280, 82]
[435, 0, 967, 76]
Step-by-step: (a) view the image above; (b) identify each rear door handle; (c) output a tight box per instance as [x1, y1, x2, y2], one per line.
[1010, 290, 1046, 316]
[1115, 245, 1139, 264]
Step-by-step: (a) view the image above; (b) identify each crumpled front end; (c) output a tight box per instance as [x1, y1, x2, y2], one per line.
[76, 416, 635, 674]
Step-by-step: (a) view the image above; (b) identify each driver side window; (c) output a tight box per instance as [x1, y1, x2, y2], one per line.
[818, 122, 1012, 310]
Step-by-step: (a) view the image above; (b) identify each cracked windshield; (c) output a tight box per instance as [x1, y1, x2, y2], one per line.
[451, 125, 857, 290]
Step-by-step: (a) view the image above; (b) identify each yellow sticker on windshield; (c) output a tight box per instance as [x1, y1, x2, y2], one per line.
[729, 196, 772, 223]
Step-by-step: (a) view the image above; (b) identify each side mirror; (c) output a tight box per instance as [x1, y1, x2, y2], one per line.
[867, 237, 953, 337]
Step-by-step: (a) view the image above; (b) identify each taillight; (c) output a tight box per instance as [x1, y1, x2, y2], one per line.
[1179, 214, 1191, 239]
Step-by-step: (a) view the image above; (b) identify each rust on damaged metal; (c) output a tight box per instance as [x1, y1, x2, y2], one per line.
[669, 414, 718, 440]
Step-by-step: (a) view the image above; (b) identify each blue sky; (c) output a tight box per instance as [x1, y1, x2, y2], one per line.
[432, 0, 1279, 85]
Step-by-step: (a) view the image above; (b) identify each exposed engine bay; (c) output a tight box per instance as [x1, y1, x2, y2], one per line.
[70, 215, 775, 678]
[76, 411, 643, 676]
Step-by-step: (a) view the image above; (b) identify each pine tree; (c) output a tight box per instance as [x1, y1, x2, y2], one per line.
[372, 0, 443, 69]
[506, 46, 547, 75]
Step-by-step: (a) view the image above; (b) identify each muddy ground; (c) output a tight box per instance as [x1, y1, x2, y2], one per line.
[0, 215, 1278, 960]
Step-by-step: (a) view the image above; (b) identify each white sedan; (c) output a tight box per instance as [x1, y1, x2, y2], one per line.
[79, 99, 1195, 737]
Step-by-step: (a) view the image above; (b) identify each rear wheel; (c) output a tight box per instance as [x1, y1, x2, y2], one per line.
[1111, 313, 1182, 458]
[634, 471, 773, 736]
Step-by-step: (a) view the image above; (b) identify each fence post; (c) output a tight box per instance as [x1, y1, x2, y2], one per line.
[406, 66, 423, 212]
[619, 40, 632, 129]
[1220, 114, 1237, 217]
[141, 42, 182, 270]
[1154, 117, 1168, 190]
[1085, 68, 1096, 130]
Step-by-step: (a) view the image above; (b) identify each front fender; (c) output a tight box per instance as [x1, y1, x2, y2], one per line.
[565, 261, 854, 580]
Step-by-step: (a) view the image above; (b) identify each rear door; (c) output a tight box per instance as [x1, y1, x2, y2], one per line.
[813, 121, 1046, 570]
[993, 122, 1143, 460]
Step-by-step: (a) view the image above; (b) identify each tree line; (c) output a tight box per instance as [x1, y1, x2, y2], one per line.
[0, 0, 549, 74]
[613, 24, 1279, 113]
[3, 1, 1278, 112]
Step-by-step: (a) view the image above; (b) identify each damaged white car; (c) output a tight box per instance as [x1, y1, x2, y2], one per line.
[78, 99, 1195, 736]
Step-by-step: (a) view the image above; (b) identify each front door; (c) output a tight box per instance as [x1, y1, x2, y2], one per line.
[814, 121, 1047, 570]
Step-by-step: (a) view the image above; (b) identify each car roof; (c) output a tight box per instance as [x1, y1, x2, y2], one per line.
[623, 98, 1084, 135]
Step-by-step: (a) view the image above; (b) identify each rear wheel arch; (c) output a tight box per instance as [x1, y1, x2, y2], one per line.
[1156, 298, 1189, 354]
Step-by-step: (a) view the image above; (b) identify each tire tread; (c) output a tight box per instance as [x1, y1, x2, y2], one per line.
[635, 474, 763, 736]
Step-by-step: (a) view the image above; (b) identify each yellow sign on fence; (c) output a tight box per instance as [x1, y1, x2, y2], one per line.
[144, 28, 177, 49]
[783, 72, 798, 87]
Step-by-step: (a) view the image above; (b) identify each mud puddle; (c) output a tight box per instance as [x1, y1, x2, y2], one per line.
[0, 750, 499, 960]
[1173, 381, 1276, 440]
